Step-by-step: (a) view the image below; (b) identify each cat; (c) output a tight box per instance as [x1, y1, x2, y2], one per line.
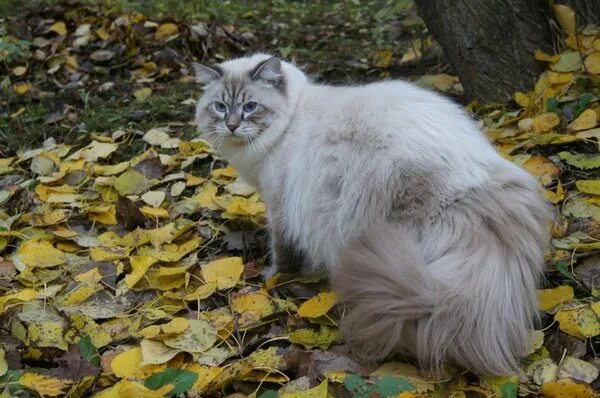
[193, 53, 552, 375]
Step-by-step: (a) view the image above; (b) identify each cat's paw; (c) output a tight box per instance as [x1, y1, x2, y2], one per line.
[261, 263, 278, 281]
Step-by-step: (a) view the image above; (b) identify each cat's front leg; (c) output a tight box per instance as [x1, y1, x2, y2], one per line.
[263, 228, 309, 279]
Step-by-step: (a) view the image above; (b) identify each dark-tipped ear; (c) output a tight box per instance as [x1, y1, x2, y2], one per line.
[250, 57, 283, 87]
[192, 62, 222, 86]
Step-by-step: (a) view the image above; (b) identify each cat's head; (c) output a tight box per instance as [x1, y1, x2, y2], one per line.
[193, 54, 304, 152]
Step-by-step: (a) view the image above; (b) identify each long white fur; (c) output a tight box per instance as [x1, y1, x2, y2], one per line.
[195, 54, 551, 375]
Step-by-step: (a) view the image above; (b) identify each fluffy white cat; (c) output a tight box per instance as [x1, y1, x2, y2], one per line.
[194, 54, 551, 375]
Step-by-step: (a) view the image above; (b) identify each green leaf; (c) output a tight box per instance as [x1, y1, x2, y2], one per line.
[500, 382, 518, 398]
[374, 376, 415, 397]
[558, 152, 600, 169]
[0, 370, 23, 394]
[144, 368, 198, 397]
[556, 261, 572, 279]
[77, 335, 100, 366]
[259, 390, 279, 398]
[546, 97, 560, 113]
[344, 374, 366, 392]
[574, 93, 594, 118]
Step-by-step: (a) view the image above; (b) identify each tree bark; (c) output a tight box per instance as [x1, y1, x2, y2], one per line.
[415, 0, 554, 102]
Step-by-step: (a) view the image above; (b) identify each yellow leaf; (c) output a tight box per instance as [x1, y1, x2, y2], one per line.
[49, 21, 67, 36]
[537, 286, 574, 311]
[568, 109, 597, 131]
[162, 319, 217, 353]
[94, 380, 173, 398]
[211, 166, 237, 179]
[374, 50, 393, 68]
[125, 256, 159, 288]
[289, 327, 342, 349]
[13, 82, 32, 95]
[592, 301, 600, 316]
[161, 317, 189, 334]
[0, 289, 38, 314]
[201, 257, 244, 290]
[69, 314, 112, 348]
[186, 364, 222, 394]
[0, 349, 5, 377]
[140, 339, 181, 366]
[539, 378, 596, 398]
[533, 113, 561, 133]
[89, 204, 118, 225]
[140, 206, 169, 218]
[155, 23, 179, 41]
[225, 196, 266, 217]
[62, 283, 100, 305]
[281, 379, 328, 398]
[555, 308, 585, 339]
[576, 306, 600, 338]
[20, 372, 71, 397]
[523, 156, 559, 185]
[548, 71, 573, 85]
[584, 51, 600, 75]
[176, 282, 217, 301]
[134, 87, 152, 101]
[17, 240, 65, 268]
[139, 237, 201, 262]
[553, 5, 576, 35]
[186, 174, 205, 186]
[535, 50, 560, 63]
[74, 267, 103, 283]
[514, 92, 530, 108]
[96, 27, 110, 41]
[576, 180, 600, 195]
[544, 181, 566, 204]
[90, 246, 128, 262]
[111, 347, 145, 378]
[12, 65, 27, 76]
[297, 292, 339, 318]
[192, 182, 220, 210]
[93, 161, 130, 176]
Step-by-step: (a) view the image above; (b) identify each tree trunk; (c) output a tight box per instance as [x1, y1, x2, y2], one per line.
[415, 0, 554, 102]
[556, 0, 600, 27]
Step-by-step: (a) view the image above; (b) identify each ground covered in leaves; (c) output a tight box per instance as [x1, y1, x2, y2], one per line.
[0, 1, 599, 397]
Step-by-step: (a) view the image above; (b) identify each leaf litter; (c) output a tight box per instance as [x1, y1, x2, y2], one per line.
[0, 1, 599, 397]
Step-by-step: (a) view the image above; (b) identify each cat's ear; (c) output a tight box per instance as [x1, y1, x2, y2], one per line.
[192, 62, 222, 87]
[250, 57, 283, 88]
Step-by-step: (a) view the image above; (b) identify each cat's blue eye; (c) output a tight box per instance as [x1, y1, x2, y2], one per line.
[243, 102, 257, 113]
[214, 101, 227, 113]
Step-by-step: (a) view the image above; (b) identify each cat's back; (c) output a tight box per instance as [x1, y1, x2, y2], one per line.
[294, 79, 499, 164]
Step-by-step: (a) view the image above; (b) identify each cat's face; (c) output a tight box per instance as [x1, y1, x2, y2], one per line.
[194, 57, 287, 148]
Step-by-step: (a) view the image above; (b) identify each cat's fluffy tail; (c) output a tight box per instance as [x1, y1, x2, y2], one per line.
[333, 176, 550, 375]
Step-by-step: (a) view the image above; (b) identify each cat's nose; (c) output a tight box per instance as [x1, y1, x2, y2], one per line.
[227, 123, 239, 132]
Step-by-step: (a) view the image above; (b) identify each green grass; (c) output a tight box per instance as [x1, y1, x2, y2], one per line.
[1, 0, 423, 153]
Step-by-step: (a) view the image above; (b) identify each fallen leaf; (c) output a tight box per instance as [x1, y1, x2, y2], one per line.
[297, 292, 338, 318]
[155, 23, 179, 41]
[20, 372, 71, 397]
[537, 286, 574, 311]
[201, 257, 244, 290]
[539, 378, 596, 398]
[134, 87, 152, 101]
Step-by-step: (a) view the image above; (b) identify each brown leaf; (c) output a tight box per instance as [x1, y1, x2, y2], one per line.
[133, 157, 164, 179]
[116, 196, 146, 231]
[49, 345, 100, 381]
